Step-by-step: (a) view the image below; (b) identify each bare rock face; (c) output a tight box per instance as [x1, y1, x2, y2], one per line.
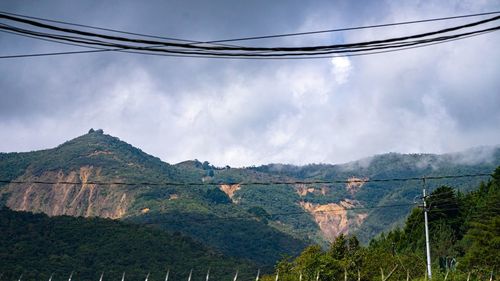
[2, 166, 132, 219]
[295, 184, 330, 197]
[345, 177, 368, 195]
[300, 199, 367, 241]
[219, 184, 241, 202]
[295, 184, 316, 196]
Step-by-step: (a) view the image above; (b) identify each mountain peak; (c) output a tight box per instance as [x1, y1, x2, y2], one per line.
[55, 130, 127, 157]
[87, 128, 104, 134]
[4, 130, 175, 180]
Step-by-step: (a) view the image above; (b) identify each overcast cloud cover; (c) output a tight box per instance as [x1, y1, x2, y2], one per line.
[0, 0, 499, 167]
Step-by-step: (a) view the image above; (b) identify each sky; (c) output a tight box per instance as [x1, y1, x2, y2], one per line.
[0, 0, 499, 167]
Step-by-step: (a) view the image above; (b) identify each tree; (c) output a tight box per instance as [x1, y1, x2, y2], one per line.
[460, 167, 500, 272]
[327, 234, 348, 260]
[247, 207, 271, 224]
[204, 188, 231, 204]
[294, 245, 323, 281]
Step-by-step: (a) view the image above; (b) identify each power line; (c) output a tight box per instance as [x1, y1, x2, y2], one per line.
[0, 28, 493, 60]
[1, 12, 498, 59]
[0, 25, 239, 59]
[206, 11, 500, 44]
[0, 28, 496, 60]
[0, 172, 491, 187]
[0, 48, 108, 58]
[0, 10, 241, 48]
[1, 26, 497, 60]
[142, 197, 469, 223]
[0, 174, 489, 224]
[2, 12, 498, 52]
[0, 10, 202, 44]
[1, 9, 499, 44]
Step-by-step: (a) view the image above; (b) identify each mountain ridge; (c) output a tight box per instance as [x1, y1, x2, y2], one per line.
[1, 130, 499, 266]
[0, 130, 309, 266]
[4, 129, 498, 170]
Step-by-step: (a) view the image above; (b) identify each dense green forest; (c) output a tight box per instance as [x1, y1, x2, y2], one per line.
[128, 210, 307, 267]
[261, 167, 500, 281]
[0, 209, 257, 281]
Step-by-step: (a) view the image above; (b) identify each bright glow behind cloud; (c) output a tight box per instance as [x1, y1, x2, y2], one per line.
[330, 57, 352, 85]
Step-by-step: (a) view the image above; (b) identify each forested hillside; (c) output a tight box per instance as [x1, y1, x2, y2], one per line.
[0, 130, 308, 266]
[0, 208, 257, 281]
[0, 130, 498, 270]
[260, 167, 500, 281]
[251, 148, 500, 243]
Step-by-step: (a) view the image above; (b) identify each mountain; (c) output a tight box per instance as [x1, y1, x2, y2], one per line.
[0, 208, 257, 281]
[1, 130, 499, 267]
[250, 147, 500, 242]
[260, 168, 500, 280]
[0, 129, 307, 268]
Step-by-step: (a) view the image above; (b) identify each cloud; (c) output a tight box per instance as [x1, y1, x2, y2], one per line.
[0, 0, 499, 167]
[445, 146, 499, 165]
[330, 57, 352, 84]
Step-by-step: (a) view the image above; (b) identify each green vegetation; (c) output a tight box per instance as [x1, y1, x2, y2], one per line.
[251, 150, 500, 243]
[0, 131, 310, 268]
[1, 131, 498, 272]
[0, 208, 257, 281]
[261, 167, 500, 280]
[127, 210, 307, 267]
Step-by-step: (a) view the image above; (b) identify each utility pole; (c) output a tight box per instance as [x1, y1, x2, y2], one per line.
[423, 178, 432, 280]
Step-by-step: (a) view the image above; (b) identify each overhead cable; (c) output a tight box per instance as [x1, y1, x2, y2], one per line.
[1, 9, 499, 43]
[0, 172, 491, 187]
[1, 12, 499, 59]
[1, 13, 498, 51]
[0, 28, 496, 59]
